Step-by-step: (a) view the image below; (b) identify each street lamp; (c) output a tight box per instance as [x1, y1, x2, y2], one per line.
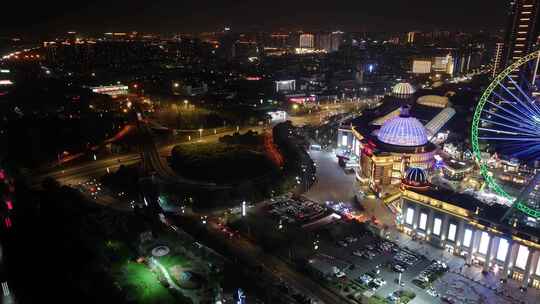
[199, 128, 203, 138]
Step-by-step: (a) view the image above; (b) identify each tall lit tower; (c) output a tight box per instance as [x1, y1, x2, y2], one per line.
[503, 0, 539, 86]
[491, 42, 505, 78]
[407, 31, 417, 44]
[299, 33, 315, 49]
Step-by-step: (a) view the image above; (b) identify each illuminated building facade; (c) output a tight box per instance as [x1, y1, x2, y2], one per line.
[316, 33, 331, 52]
[491, 42, 505, 79]
[504, 0, 539, 67]
[442, 159, 474, 181]
[330, 31, 344, 52]
[503, 0, 540, 88]
[339, 105, 436, 193]
[275, 80, 296, 93]
[407, 31, 417, 44]
[87, 85, 129, 97]
[392, 186, 540, 289]
[412, 60, 432, 74]
[299, 33, 315, 49]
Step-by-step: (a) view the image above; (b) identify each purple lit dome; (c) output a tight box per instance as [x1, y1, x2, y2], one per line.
[377, 106, 428, 146]
[404, 167, 428, 185]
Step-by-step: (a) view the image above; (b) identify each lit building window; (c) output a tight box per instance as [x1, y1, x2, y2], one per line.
[433, 218, 442, 236]
[405, 207, 414, 225]
[354, 139, 360, 156]
[419, 213, 427, 230]
[478, 231, 490, 255]
[496, 239, 509, 262]
[447, 223, 457, 242]
[342, 135, 348, 147]
[515, 245, 530, 270]
[463, 229, 473, 247]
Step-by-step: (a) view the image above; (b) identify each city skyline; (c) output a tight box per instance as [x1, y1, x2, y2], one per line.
[1, 1, 540, 303]
[2, 0, 511, 36]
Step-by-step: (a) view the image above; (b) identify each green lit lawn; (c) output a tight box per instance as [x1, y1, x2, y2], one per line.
[158, 254, 190, 270]
[118, 262, 175, 303]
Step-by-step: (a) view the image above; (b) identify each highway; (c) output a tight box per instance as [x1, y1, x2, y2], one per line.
[33, 103, 354, 188]
[32, 126, 265, 188]
[33, 101, 362, 189]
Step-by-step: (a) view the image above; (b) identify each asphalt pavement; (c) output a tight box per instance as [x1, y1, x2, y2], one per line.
[303, 149, 357, 204]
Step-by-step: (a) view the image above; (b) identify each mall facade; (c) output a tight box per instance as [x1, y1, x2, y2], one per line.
[390, 186, 540, 289]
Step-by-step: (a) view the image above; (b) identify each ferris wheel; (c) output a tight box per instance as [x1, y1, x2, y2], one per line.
[471, 49, 540, 218]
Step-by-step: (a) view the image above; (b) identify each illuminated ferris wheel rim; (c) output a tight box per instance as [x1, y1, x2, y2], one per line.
[471, 49, 540, 219]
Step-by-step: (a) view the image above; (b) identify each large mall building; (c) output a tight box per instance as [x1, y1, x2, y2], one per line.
[337, 82, 540, 289]
[394, 169, 540, 289]
[337, 82, 454, 193]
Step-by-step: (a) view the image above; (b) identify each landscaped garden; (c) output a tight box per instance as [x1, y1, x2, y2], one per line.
[170, 132, 279, 183]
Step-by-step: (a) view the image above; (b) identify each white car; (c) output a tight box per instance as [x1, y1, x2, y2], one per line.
[345, 236, 358, 243]
[352, 250, 363, 257]
[426, 288, 439, 297]
[373, 278, 386, 287]
[337, 241, 348, 247]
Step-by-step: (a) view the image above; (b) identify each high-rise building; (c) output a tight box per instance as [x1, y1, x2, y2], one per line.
[407, 31, 417, 44]
[316, 32, 331, 52]
[492, 42, 505, 78]
[432, 53, 454, 74]
[330, 31, 344, 52]
[412, 60, 432, 74]
[299, 33, 315, 49]
[503, 0, 539, 78]
[267, 33, 290, 49]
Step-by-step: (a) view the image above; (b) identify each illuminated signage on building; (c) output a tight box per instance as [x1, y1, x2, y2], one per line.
[89, 85, 129, 97]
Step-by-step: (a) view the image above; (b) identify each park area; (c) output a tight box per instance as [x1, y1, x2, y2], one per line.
[112, 231, 220, 304]
[114, 261, 176, 303]
[170, 131, 279, 183]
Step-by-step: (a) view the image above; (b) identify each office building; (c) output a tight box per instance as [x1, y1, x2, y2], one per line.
[316, 32, 331, 52]
[330, 31, 344, 52]
[299, 33, 315, 49]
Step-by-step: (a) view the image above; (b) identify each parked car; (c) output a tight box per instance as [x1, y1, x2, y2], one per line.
[392, 264, 404, 273]
[352, 250, 363, 257]
[337, 240, 348, 247]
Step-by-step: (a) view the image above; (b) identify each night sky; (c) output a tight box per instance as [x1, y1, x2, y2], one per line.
[2, 0, 509, 36]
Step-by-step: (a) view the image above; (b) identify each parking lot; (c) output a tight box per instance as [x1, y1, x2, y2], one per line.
[310, 220, 446, 303]
[228, 143, 540, 303]
[266, 194, 333, 227]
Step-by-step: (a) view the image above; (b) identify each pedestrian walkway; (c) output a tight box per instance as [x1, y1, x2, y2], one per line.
[388, 230, 540, 304]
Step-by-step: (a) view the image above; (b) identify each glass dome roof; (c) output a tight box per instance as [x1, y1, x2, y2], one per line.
[404, 167, 428, 185]
[392, 82, 416, 98]
[377, 108, 428, 146]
